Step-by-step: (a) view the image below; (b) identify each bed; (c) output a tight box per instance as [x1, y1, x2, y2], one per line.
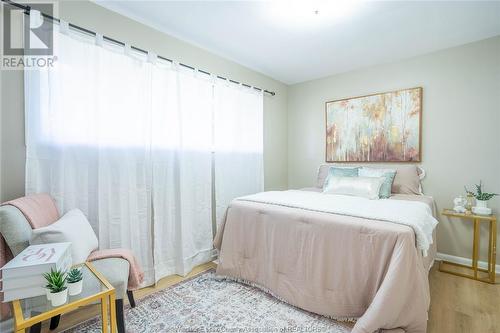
[214, 166, 437, 333]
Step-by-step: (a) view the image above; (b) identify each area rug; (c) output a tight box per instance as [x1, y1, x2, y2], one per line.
[65, 269, 352, 333]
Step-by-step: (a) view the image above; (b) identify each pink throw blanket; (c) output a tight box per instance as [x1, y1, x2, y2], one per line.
[0, 194, 144, 316]
[2, 194, 60, 229]
[88, 249, 144, 290]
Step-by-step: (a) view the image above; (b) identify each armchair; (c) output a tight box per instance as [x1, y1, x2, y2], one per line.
[0, 195, 136, 333]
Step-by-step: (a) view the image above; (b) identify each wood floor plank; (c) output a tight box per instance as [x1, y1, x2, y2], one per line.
[427, 263, 500, 333]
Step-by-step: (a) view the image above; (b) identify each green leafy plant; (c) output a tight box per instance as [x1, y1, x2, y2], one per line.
[465, 181, 498, 201]
[43, 268, 67, 293]
[67, 268, 83, 284]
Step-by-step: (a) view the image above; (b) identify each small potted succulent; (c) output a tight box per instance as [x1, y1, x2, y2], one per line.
[465, 181, 498, 209]
[43, 269, 67, 307]
[67, 268, 84, 296]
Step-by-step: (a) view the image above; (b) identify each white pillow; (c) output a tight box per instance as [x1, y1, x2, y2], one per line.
[30, 209, 98, 264]
[323, 176, 385, 200]
[359, 167, 397, 199]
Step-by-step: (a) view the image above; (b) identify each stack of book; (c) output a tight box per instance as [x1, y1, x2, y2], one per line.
[1, 242, 72, 302]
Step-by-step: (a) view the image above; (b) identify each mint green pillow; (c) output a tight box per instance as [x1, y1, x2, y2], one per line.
[324, 167, 359, 190]
[359, 168, 396, 199]
[379, 172, 396, 198]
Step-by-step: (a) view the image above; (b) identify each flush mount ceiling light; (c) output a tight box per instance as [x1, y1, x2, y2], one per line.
[266, 0, 361, 29]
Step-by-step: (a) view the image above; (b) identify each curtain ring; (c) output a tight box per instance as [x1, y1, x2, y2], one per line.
[29, 10, 43, 30]
[95, 33, 104, 47]
[147, 51, 157, 64]
[59, 20, 69, 35]
[124, 43, 131, 55]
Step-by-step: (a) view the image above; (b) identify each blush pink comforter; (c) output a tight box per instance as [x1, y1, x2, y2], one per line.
[214, 192, 436, 333]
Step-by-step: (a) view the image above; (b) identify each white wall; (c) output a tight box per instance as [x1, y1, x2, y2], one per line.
[288, 36, 500, 261]
[0, 0, 289, 202]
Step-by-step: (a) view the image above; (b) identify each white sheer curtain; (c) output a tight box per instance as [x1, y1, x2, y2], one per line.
[25, 24, 263, 284]
[25, 26, 216, 284]
[214, 80, 264, 226]
[25, 29, 157, 283]
[151, 68, 214, 278]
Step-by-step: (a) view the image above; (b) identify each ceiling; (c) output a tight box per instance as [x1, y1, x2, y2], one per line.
[95, 1, 500, 84]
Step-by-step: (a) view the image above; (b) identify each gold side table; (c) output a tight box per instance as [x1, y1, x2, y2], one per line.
[440, 209, 496, 284]
[11, 262, 117, 333]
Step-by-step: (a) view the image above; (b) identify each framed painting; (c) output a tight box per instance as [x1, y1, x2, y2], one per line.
[325, 87, 422, 162]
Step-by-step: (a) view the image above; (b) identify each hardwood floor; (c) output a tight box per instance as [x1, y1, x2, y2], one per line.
[40, 261, 498, 333]
[427, 263, 499, 333]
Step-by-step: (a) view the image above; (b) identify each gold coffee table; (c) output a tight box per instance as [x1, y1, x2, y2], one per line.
[440, 209, 497, 284]
[11, 262, 116, 333]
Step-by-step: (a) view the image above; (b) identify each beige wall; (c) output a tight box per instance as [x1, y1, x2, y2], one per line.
[288, 36, 500, 262]
[0, 0, 289, 202]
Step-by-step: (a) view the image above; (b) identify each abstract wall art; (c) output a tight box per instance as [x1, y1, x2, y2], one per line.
[325, 87, 422, 162]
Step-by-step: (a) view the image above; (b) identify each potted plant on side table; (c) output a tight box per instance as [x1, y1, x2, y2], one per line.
[465, 180, 498, 215]
[67, 268, 84, 296]
[43, 269, 68, 306]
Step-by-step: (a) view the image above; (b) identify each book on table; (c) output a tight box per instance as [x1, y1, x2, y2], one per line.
[0, 242, 72, 302]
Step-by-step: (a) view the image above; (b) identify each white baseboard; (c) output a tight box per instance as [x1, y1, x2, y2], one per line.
[436, 252, 500, 272]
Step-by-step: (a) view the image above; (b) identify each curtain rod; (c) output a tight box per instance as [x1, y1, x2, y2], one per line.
[2, 0, 276, 96]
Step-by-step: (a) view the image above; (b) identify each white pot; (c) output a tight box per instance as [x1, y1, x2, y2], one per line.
[45, 287, 52, 301]
[68, 280, 83, 296]
[476, 199, 489, 209]
[50, 289, 68, 307]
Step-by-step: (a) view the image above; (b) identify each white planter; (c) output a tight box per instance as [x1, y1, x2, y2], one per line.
[476, 199, 489, 209]
[50, 289, 68, 307]
[68, 280, 83, 296]
[45, 287, 52, 301]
